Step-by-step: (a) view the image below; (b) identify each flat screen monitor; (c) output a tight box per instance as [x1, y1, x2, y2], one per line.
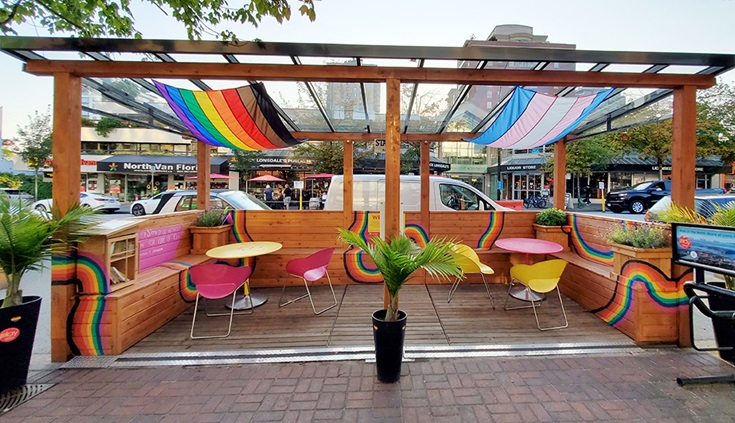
[671, 222, 735, 278]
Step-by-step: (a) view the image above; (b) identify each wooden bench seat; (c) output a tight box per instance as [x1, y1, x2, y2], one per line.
[550, 251, 612, 279]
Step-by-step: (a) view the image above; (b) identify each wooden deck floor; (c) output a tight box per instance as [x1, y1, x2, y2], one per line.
[127, 283, 633, 355]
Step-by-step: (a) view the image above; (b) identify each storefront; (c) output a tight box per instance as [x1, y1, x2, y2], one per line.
[96, 155, 230, 201]
[487, 156, 547, 201]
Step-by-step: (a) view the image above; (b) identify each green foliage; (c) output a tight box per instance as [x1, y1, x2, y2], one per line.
[606, 225, 669, 249]
[535, 208, 567, 226]
[17, 110, 52, 171]
[625, 120, 672, 179]
[230, 150, 263, 179]
[95, 118, 126, 137]
[338, 229, 462, 322]
[194, 209, 229, 227]
[0, 196, 98, 308]
[1, 0, 317, 41]
[293, 141, 344, 174]
[81, 117, 96, 127]
[0, 173, 22, 189]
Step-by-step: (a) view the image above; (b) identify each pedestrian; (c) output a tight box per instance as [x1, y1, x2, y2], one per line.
[583, 185, 591, 204]
[283, 184, 293, 210]
[264, 184, 273, 206]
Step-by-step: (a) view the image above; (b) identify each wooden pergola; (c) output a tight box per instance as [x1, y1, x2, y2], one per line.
[2, 37, 734, 360]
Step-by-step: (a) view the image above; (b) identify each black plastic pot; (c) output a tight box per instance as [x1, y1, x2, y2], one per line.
[706, 282, 735, 364]
[0, 296, 42, 396]
[372, 309, 407, 383]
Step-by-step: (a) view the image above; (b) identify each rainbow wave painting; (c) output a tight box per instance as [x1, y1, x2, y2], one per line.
[154, 81, 304, 151]
[70, 295, 107, 355]
[566, 214, 614, 265]
[477, 212, 505, 249]
[52, 254, 77, 282]
[230, 210, 252, 242]
[343, 212, 383, 283]
[404, 223, 429, 248]
[593, 260, 689, 326]
[76, 252, 110, 294]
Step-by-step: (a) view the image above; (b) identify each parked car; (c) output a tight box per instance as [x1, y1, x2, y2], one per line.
[0, 188, 34, 202]
[645, 194, 735, 222]
[32, 192, 121, 213]
[606, 179, 725, 214]
[130, 189, 271, 216]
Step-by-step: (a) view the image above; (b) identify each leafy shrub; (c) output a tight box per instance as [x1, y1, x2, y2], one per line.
[606, 225, 669, 249]
[535, 208, 567, 226]
[195, 209, 228, 227]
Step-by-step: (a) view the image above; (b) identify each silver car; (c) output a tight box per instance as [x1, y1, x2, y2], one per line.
[130, 190, 271, 216]
[32, 192, 121, 213]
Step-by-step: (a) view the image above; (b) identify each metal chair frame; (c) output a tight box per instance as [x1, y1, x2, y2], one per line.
[189, 263, 253, 340]
[503, 259, 568, 331]
[279, 248, 338, 315]
[448, 244, 495, 308]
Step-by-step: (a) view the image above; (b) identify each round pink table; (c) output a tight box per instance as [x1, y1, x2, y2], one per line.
[494, 238, 563, 302]
[494, 238, 563, 264]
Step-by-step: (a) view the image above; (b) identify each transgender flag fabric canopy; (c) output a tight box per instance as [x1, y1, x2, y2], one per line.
[154, 81, 304, 151]
[464, 87, 614, 149]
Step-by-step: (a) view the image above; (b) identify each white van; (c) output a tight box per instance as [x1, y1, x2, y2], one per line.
[324, 175, 511, 212]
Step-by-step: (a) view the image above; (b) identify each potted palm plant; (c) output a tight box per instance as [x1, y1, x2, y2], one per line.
[338, 228, 463, 383]
[0, 195, 96, 395]
[190, 208, 233, 254]
[533, 208, 569, 251]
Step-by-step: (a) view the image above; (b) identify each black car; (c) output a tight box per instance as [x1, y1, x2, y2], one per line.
[605, 180, 671, 214]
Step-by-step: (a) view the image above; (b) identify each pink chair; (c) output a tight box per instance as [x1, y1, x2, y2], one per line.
[279, 247, 338, 315]
[188, 263, 252, 339]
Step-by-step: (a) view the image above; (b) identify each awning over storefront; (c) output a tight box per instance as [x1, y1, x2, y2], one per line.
[487, 156, 547, 173]
[96, 155, 229, 174]
[606, 155, 729, 174]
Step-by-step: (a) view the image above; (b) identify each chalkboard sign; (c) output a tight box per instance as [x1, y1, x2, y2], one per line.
[672, 222, 735, 277]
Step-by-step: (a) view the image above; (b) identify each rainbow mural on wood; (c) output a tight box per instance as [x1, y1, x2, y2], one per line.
[343, 211, 383, 283]
[70, 295, 107, 355]
[591, 259, 689, 326]
[564, 214, 614, 265]
[476, 212, 505, 249]
[230, 210, 253, 242]
[76, 252, 110, 294]
[154, 81, 304, 151]
[404, 222, 429, 248]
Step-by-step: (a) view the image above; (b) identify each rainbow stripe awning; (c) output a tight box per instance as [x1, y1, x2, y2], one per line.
[464, 87, 614, 149]
[154, 81, 305, 151]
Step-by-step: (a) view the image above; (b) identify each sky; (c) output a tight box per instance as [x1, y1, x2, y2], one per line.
[2, 0, 735, 139]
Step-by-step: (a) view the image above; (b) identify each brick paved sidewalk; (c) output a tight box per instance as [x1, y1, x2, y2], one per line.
[5, 350, 735, 422]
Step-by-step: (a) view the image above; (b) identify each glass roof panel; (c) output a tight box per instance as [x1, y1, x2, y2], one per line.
[403, 83, 454, 133]
[318, 81, 376, 132]
[601, 63, 657, 74]
[167, 53, 227, 63]
[657, 65, 709, 75]
[230, 54, 295, 65]
[445, 84, 512, 133]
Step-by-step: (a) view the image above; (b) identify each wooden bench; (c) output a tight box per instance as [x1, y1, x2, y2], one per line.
[71, 212, 213, 356]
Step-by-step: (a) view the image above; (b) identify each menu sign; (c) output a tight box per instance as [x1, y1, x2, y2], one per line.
[672, 222, 735, 277]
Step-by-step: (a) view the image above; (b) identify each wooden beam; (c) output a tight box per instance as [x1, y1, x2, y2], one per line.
[671, 86, 697, 212]
[342, 140, 353, 229]
[553, 140, 567, 210]
[196, 142, 211, 211]
[51, 72, 82, 362]
[420, 140, 430, 230]
[385, 77, 401, 241]
[23, 60, 717, 89]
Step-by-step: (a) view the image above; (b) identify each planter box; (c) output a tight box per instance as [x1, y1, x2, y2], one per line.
[610, 243, 672, 278]
[190, 224, 233, 255]
[533, 224, 569, 252]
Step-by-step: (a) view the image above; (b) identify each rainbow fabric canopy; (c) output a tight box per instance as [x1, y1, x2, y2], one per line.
[464, 87, 614, 149]
[154, 81, 305, 151]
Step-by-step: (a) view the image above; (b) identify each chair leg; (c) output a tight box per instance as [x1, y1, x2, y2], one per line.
[279, 272, 338, 315]
[480, 274, 495, 310]
[503, 279, 536, 311]
[204, 281, 253, 316]
[531, 288, 569, 331]
[447, 277, 461, 302]
[190, 291, 237, 339]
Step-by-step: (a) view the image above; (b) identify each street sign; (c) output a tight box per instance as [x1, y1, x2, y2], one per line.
[374, 138, 386, 154]
[293, 180, 304, 189]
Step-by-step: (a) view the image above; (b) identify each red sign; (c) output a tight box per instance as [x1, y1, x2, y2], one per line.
[0, 327, 20, 343]
[679, 236, 692, 249]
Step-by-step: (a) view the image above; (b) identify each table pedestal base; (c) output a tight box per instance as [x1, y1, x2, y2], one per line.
[226, 293, 268, 310]
[509, 285, 546, 302]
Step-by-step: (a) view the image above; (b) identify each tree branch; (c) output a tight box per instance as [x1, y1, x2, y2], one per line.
[0, 1, 23, 29]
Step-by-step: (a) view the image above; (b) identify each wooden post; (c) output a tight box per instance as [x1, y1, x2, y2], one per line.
[553, 138, 567, 210]
[51, 72, 82, 362]
[196, 141, 211, 211]
[385, 77, 401, 309]
[420, 140, 430, 230]
[343, 140, 354, 229]
[671, 85, 697, 347]
[671, 86, 697, 211]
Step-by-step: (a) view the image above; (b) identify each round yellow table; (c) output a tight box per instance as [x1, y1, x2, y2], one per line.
[206, 241, 283, 310]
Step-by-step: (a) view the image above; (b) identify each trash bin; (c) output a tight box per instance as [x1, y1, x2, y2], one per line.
[309, 197, 321, 210]
[564, 193, 573, 210]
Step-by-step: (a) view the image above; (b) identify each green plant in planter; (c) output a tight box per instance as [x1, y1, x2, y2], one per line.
[0, 195, 98, 308]
[535, 208, 567, 226]
[606, 224, 670, 249]
[338, 229, 463, 321]
[194, 207, 230, 227]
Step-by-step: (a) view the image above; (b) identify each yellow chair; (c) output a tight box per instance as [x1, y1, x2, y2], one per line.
[449, 244, 495, 308]
[504, 259, 568, 331]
